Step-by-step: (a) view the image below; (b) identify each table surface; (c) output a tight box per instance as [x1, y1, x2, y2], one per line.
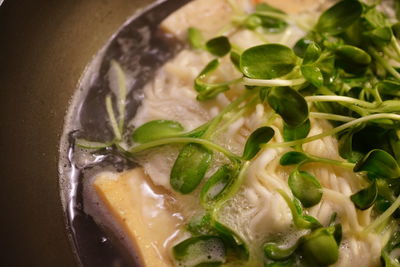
[0, 0, 149, 266]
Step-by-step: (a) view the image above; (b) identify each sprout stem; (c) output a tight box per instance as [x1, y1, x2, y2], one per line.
[111, 60, 127, 132]
[265, 113, 400, 149]
[310, 112, 355, 122]
[214, 161, 250, 213]
[369, 47, 400, 80]
[305, 95, 377, 109]
[243, 77, 306, 87]
[105, 95, 122, 140]
[364, 194, 400, 234]
[129, 137, 240, 161]
[75, 139, 114, 149]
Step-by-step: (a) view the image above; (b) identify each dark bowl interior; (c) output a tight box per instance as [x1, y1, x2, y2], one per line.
[59, 0, 192, 266]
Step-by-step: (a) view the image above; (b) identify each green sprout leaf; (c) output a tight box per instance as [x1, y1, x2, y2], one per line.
[278, 189, 322, 230]
[197, 85, 231, 101]
[293, 37, 314, 58]
[240, 44, 297, 79]
[301, 65, 324, 88]
[243, 3, 288, 33]
[213, 221, 249, 261]
[172, 235, 226, 266]
[280, 151, 310, 166]
[378, 80, 400, 97]
[366, 27, 393, 47]
[206, 36, 231, 57]
[188, 27, 204, 49]
[195, 59, 220, 92]
[289, 170, 323, 208]
[242, 126, 275, 160]
[303, 42, 321, 65]
[350, 181, 378, 210]
[187, 213, 214, 236]
[267, 87, 309, 127]
[335, 45, 371, 65]
[338, 125, 365, 163]
[299, 226, 340, 266]
[315, 0, 362, 35]
[392, 22, 400, 39]
[194, 59, 231, 101]
[264, 242, 299, 261]
[132, 120, 184, 143]
[230, 51, 241, 70]
[354, 149, 400, 179]
[283, 119, 311, 142]
[201, 165, 235, 205]
[186, 216, 249, 262]
[364, 7, 390, 29]
[170, 143, 213, 194]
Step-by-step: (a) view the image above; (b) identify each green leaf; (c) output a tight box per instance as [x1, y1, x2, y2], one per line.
[242, 126, 275, 160]
[195, 59, 220, 92]
[206, 36, 231, 57]
[264, 242, 298, 261]
[201, 165, 234, 205]
[293, 37, 313, 58]
[350, 181, 378, 210]
[299, 226, 340, 266]
[278, 189, 322, 230]
[333, 224, 342, 245]
[170, 143, 213, 194]
[187, 213, 214, 236]
[255, 2, 286, 14]
[364, 7, 391, 29]
[188, 27, 204, 49]
[197, 85, 230, 101]
[243, 14, 263, 30]
[230, 51, 241, 70]
[366, 27, 393, 47]
[194, 59, 231, 100]
[301, 65, 324, 88]
[338, 125, 365, 163]
[303, 42, 321, 65]
[240, 44, 297, 79]
[335, 45, 371, 65]
[289, 170, 323, 208]
[213, 221, 249, 261]
[315, 0, 362, 35]
[354, 149, 400, 179]
[389, 130, 400, 165]
[243, 3, 288, 33]
[132, 120, 184, 143]
[172, 235, 226, 266]
[381, 250, 400, 267]
[267, 87, 309, 127]
[280, 151, 309, 166]
[317, 55, 336, 81]
[392, 22, 400, 39]
[378, 80, 400, 97]
[283, 119, 311, 142]
[259, 87, 270, 102]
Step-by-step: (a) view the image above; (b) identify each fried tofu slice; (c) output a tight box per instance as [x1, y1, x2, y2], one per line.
[161, 0, 320, 40]
[93, 168, 180, 267]
[161, 0, 233, 40]
[253, 0, 321, 14]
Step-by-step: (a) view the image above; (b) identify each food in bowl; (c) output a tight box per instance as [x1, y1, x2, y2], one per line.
[64, 0, 400, 266]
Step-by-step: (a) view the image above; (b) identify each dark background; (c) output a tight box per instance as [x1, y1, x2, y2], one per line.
[0, 0, 148, 266]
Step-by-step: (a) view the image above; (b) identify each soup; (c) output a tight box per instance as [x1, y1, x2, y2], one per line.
[60, 0, 400, 266]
